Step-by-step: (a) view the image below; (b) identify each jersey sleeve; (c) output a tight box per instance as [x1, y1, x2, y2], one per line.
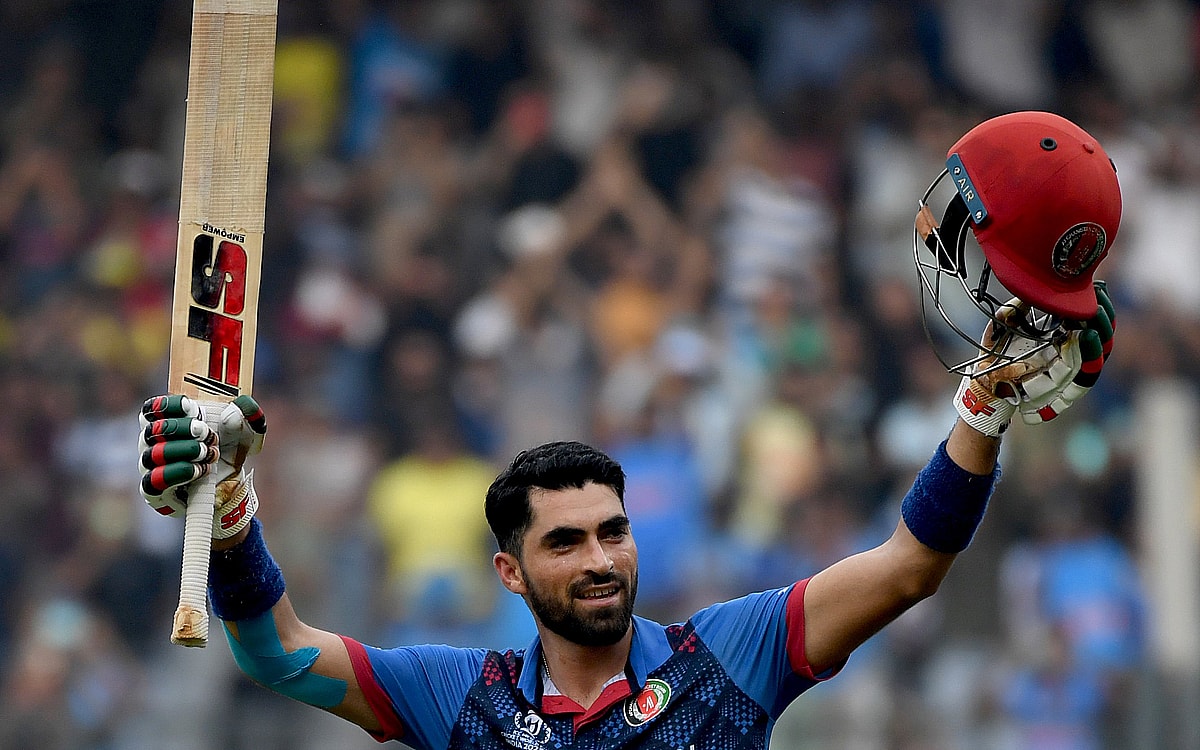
[689, 578, 841, 719]
[341, 636, 487, 749]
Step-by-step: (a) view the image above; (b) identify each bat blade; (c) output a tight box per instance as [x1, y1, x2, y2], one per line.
[168, 0, 276, 647]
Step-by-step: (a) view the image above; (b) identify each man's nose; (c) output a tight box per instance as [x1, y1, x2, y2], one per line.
[581, 536, 614, 575]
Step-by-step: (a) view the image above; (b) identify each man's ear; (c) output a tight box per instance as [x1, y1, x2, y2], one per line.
[494, 551, 527, 595]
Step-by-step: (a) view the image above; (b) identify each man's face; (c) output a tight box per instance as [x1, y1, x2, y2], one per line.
[513, 482, 638, 647]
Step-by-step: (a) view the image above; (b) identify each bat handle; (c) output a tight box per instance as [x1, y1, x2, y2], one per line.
[171, 399, 224, 647]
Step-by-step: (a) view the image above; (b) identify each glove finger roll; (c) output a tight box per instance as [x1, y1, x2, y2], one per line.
[141, 462, 208, 497]
[142, 417, 215, 446]
[1091, 281, 1115, 359]
[232, 395, 267, 435]
[140, 441, 218, 471]
[141, 395, 201, 422]
[1087, 304, 1114, 345]
[1073, 329, 1104, 388]
[1094, 281, 1115, 325]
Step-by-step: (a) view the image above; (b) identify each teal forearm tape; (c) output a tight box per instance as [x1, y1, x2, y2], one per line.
[223, 612, 348, 709]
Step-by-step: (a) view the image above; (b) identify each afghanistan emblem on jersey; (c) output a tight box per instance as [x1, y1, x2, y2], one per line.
[624, 678, 672, 727]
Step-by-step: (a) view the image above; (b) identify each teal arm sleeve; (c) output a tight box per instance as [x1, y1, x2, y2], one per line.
[224, 612, 349, 709]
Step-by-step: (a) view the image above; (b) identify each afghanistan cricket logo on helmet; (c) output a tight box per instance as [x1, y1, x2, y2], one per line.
[913, 110, 1122, 375]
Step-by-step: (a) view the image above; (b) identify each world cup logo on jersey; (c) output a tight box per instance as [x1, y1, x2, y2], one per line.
[501, 710, 552, 749]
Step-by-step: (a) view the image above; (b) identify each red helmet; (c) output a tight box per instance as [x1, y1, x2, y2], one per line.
[914, 111, 1121, 374]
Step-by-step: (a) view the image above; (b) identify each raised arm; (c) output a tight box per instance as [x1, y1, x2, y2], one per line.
[138, 396, 379, 732]
[801, 420, 998, 673]
[801, 282, 1116, 674]
[210, 525, 381, 730]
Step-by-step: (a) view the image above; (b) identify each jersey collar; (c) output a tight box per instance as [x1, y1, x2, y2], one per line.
[517, 615, 674, 706]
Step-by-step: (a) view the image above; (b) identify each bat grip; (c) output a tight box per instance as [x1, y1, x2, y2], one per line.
[171, 399, 224, 647]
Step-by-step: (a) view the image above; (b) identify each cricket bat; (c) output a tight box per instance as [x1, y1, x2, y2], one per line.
[168, 0, 277, 647]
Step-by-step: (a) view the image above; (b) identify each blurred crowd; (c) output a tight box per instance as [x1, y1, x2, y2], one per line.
[2, 1, 1200, 748]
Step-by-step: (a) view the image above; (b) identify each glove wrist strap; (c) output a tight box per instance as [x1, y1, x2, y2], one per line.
[212, 471, 259, 539]
[954, 377, 1015, 438]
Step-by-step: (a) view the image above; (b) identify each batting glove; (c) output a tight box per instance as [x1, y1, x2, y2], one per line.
[139, 394, 267, 539]
[1015, 282, 1115, 425]
[955, 281, 1115, 437]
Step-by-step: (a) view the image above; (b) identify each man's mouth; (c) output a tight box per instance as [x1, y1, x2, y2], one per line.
[578, 584, 621, 600]
[571, 576, 625, 605]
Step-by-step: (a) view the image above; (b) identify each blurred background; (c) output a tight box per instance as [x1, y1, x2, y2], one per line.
[1, 0, 1199, 748]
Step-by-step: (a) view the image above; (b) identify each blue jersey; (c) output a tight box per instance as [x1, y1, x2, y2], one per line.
[340, 579, 839, 748]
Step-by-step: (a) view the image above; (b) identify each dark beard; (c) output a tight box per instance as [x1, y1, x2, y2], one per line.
[524, 569, 638, 647]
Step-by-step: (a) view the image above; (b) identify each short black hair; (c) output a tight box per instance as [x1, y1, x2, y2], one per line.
[485, 441, 626, 557]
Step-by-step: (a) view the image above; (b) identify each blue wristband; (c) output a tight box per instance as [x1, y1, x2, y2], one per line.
[900, 439, 1000, 553]
[208, 517, 285, 621]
